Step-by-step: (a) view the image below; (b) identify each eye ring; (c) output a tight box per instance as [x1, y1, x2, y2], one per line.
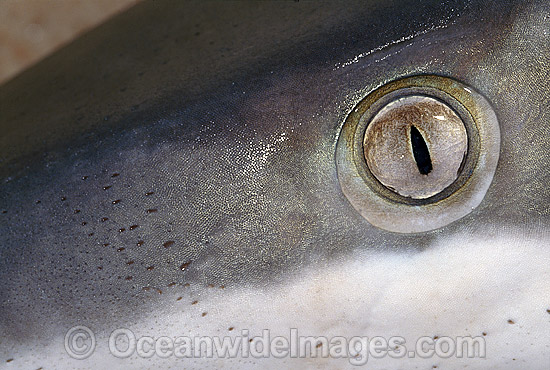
[336, 75, 500, 233]
[355, 87, 479, 206]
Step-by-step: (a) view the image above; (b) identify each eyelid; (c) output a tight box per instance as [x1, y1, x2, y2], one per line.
[335, 75, 500, 233]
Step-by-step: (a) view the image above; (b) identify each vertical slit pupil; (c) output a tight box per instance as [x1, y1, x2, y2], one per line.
[410, 125, 432, 175]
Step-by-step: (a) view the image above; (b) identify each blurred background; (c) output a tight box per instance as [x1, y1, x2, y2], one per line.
[0, 0, 141, 84]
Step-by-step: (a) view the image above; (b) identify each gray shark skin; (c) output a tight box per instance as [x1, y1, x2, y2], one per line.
[0, 0, 549, 369]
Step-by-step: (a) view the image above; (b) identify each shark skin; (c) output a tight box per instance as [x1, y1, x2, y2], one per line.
[0, 0, 549, 369]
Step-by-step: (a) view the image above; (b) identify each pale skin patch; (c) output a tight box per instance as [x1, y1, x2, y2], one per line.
[3, 231, 548, 369]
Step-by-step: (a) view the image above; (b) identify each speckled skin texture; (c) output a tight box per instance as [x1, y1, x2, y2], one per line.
[0, 1, 549, 369]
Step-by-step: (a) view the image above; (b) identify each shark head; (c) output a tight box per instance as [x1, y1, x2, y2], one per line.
[0, 0, 549, 369]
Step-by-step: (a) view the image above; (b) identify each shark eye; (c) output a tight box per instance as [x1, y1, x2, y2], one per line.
[363, 95, 468, 199]
[336, 75, 500, 233]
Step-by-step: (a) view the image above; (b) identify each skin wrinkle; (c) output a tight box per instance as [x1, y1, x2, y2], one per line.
[0, 0, 549, 369]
